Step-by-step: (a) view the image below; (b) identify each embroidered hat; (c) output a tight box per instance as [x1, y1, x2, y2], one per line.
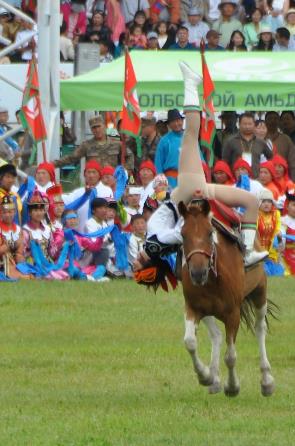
[27, 190, 47, 207]
[46, 184, 64, 204]
[152, 174, 168, 189]
[0, 194, 15, 210]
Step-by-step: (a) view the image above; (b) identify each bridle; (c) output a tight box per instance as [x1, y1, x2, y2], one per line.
[184, 240, 218, 278]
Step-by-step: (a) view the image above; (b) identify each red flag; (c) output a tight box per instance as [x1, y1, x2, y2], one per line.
[121, 51, 142, 157]
[200, 41, 216, 167]
[20, 57, 47, 143]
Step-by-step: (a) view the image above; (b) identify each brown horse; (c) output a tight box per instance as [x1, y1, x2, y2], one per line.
[178, 199, 275, 397]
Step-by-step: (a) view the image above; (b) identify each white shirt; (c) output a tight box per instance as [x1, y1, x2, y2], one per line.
[120, 0, 149, 23]
[128, 233, 145, 264]
[139, 181, 154, 212]
[184, 21, 210, 47]
[147, 201, 183, 245]
[208, 0, 221, 21]
[85, 217, 115, 256]
[63, 182, 113, 232]
[15, 25, 38, 61]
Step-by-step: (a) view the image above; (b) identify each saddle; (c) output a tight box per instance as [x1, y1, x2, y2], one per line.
[209, 199, 244, 250]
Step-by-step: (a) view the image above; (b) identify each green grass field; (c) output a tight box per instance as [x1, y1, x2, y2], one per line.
[0, 278, 294, 446]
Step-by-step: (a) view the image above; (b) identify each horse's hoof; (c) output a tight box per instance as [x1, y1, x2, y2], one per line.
[224, 384, 240, 397]
[261, 382, 275, 397]
[208, 380, 222, 394]
[197, 368, 214, 387]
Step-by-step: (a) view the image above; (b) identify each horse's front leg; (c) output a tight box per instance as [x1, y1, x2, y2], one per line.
[184, 306, 213, 387]
[255, 302, 275, 396]
[203, 316, 223, 394]
[224, 312, 240, 397]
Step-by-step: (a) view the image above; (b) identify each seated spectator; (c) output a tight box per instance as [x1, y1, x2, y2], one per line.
[213, 160, 235, 185]
[273, 26, 295, 50]
[284, 8, 295, 35]
[128, 214, 147, 268]
[129, 24, 147, 49]
[204, 29, 225, 50]
[169, 26, 196, 50]
[47, 184, 65, 234]
[0, 164, 22, 223]
[101, 165, 116, 192]
[142, 196, 158, 221]
[212, 0, 243, 48]
[60, 0, 87, 40]
[243, 8, 266, 50]
[15, 13, 37, 61]
[60, 21, 75, 61]
[138, 160, 156, 209]
[281, 189, 295, 275]
[258, 161, 280, 200]
[21, 0, 37, 15]
[123, 185, 142, 229]
[233, 158, 264, 197]
[0, 7, 20, 45]
[98, 39, 113, 62]
[272, 154, 294, 203]
[85, 10, 111, 42]
[105, 0, 125, 44]
[280, 111, 295, 144]
[35, 162, 55, 193]
[147, 31, 159, 49]
[253, 25, 275, 50]
[227, 29, 247, 50]
[114, 31, 126, 58]
[183, 7, 210, 48]
[120, 0, 150, 26]
[149, 0, 180, 28]
[130, 9, 150, 33]
[154, 20, 175, 49]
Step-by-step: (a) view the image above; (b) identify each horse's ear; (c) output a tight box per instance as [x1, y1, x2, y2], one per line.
[178, 201, 187, 217]
[202, 199, 211, 216]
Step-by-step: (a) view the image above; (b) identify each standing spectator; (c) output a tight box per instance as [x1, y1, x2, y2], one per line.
[169, 26, 196, 49]
[204, 29, 225, 50]
[60, 0, 87, 40]
[222, 112, 273, 178]
[105, 0, 125, 44]
[60, 21, 75, 61]
[131, 10, 150, 33]
[141, 117, 160, 162]
[54, 115, 134, 170]
[183, 7, 210, 47]
[265, 111, 295, 181]
[149, 0, 180, 27]
[243, 8, 266, 50]
[253, 24, 275, 49]
[154, 20, 175, 48]
[120, 0, 150, 25]
[227, 29, 247, 50]
[214, 111, 239, 159]
[212, 0, 243, 48]
[273, 26, 295, 49]
[284, 8, 295, 35]
[155, 109, 184, 188]
[181, 0, 206, 23]
[280, 111, 295, 144]
[263, 0, 285, 32]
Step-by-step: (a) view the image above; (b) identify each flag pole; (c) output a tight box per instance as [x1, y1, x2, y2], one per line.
[120, 37, 130, 167]
[41, 140, 47, 163]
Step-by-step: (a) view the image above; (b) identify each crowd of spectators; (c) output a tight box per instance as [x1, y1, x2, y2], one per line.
[0, 0, 295, 65]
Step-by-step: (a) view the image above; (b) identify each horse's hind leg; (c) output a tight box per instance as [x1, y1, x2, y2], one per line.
[254, 302, 275, 396]
[224, 312, 240, 397]
[203, 316, 223, 394]
[184, 306, 213, 387]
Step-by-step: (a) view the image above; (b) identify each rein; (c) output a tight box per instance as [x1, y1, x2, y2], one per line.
[185, 243, 218, 278]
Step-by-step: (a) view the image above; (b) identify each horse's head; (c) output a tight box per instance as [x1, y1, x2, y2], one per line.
[178, 200, 216, 286]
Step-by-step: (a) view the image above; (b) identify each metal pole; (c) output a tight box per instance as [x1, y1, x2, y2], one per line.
[0, 32, 37, 59]
[0, 126, 23, 142]
[0, 74, 23, 92]
[0, 1, 36, 23]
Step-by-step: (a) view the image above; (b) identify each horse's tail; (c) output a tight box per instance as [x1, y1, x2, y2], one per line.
[240, 298, 280, 334]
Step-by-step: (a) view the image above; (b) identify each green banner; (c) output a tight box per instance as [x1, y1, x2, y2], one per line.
[61, 51, 295, 111]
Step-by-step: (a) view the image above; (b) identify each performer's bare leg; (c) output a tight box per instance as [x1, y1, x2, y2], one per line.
[173, 61, 268, 266]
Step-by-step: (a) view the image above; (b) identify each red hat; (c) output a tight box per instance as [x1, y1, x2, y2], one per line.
[259, 161, 276, 179]
[139, 160, 156, 176]
[84, 160, 102, 176]
[36, 162, 56, 183]
[213, 160, 235, 183]
[27, 189, 47, 207]
[233, 158, 253, 178]
[46, 184, 64, 204]
[101, 165, 115, 176]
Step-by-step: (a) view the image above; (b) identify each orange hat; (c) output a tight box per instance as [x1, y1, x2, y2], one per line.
[46, 184, 64, 204]
[101, 165, 115, 176]
[233, 158, 253, 177]
[36, 162, 56, 183]
[213, 160, 235, 183]
[84, 160, 102, 176]
[139, 160, 156, 176]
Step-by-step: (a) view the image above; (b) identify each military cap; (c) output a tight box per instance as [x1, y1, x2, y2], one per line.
[89, 115, 104, 128]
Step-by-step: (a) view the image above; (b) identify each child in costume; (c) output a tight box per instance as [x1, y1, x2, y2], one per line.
[47, 184, 65, 260]
[134, 61, 268, 274]
[128, 214, 147, 268]
[0, 194, 30, 280]
[257, 189, 284, 276]
[281, 190, 295, 275]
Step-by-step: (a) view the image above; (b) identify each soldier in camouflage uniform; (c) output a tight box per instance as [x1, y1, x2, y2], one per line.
[54, 116, 134, 170]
